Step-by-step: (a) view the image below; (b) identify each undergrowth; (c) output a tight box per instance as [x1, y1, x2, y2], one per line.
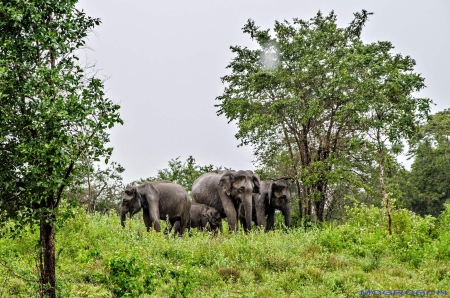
[1, 204, 449, 297]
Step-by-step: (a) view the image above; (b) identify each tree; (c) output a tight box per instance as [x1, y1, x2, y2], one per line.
[355, 42, 430, 234]
[400, 110, 450, 216]
[0, 1, 122, 297]
[216, 10, 431, 224]
[65, 160, 125, 214]
[136, 156, 220, 192]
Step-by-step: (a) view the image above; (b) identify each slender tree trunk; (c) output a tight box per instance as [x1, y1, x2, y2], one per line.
[377, 130, 392, 235]
[379, 156, 392, 235]
[40, 210, 56, 298]
[295, 179, 302, 219]
[281, 123, 302, 219]
[40, 14, 57, 296]
[302, 187, 311, 218]
[314, 192, 326, 222]
[86, 161, 92, 214]
[314, 180, 328, 222]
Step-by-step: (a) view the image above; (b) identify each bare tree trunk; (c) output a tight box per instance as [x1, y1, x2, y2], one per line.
[303, 188, 312, 218]
[281, 123, 303, 219]
[86, 159, 92, 214]
[314, 193, 326, 222]
[377, 130, 392, 235]
[40, 210, 56, 298]
[379, 156, 392, 235]
[40, 13, 57, 296]
[295, 179, 302, 219]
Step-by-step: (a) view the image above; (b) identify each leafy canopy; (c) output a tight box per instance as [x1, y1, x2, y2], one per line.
[400, 110, 450, 216]
[216, 10, 431, 220]
[0, 0, 123, 233]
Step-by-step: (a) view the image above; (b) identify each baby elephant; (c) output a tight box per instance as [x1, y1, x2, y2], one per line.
[174, 203, 222, 234]
[189, 203, 222, 232]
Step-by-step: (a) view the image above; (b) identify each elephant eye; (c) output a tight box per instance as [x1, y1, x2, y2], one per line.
[238, 186, 245, 193]
[279, 195, 286, 200]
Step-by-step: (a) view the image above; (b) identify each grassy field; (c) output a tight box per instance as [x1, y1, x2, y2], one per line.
[1, 205, 449, 297]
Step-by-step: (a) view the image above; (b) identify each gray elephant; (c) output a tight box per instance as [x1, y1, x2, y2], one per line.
[240, 179, 291, 231]
[173, 203, 222, 233]
[191, 170, 260, 232]
[120, 181, 191, 236]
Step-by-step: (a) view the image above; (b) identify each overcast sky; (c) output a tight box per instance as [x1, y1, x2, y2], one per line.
[76, 0, 450, 184]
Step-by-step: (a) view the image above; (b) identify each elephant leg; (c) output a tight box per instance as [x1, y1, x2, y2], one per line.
[165, 219, 174, 234]
[256, 208, 266, 230]
[282, 207, 291, 229]
[176, 203, 190, 237]
[171, 221, 181, 235]
[266, 210, 275, 231]
[200, 211, 211, 231]
[217, 221, 223, 233]
[239, 217, 246, 231]
[143, 209, 152, 232]
[148, 202, 161, 232]
[178, 213, 190, 237]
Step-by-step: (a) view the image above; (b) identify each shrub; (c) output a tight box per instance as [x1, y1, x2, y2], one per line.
[104, 255, 145, 297]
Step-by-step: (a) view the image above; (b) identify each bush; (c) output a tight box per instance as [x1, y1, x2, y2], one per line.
[104, 255, 145, 297]
[1, 206, 450, 296]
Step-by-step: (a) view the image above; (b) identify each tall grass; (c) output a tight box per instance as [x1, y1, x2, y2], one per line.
[1, 204, 449, 297]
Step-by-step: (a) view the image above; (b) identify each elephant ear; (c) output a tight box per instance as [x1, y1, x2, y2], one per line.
[205, 210, 213, 221]
[123, 185, 136, 202]
[265, 180, 273, 205]
[201, 212, 210, 228]
[133, 186, 140, 199]
[272, 182, 286, 195]
[127, 186, 143, 215]
[219, 171, 234, 196]
[252, 174, 261, 194]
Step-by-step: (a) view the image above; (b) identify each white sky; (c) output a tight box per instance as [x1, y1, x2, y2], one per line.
[76, 0, 450, 183]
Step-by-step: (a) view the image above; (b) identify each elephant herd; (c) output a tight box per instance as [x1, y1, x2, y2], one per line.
[120, 170, 291, 236]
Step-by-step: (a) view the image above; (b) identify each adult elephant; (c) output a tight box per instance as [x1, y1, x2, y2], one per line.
[120, 181, 191, 236]
[191, 170, 260, 232]
[253, 179, 291, 231]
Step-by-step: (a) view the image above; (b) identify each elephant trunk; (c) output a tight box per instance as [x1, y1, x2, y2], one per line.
[282, 207, 291, 228]
[244, 195, 253, 232]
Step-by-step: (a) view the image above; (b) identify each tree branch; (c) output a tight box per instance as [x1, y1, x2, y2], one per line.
[0, 260, 39, 283]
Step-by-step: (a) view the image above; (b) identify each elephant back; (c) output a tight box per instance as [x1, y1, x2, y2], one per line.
[149, 181, 191, 218]
[191, 171, 227, 216]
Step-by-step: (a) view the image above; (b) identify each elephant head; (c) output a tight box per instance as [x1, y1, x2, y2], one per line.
[203, 207, 222, 230]
[267, 179, 291, 228]
[219, 170, 260, 231]
[120, 185, 146, 227]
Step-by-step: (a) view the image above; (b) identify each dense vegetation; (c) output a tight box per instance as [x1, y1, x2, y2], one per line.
[216, 10, 431, 231]
[1, 1, 450, 297]
[1, 204, 449, 297]
[0, 1, 122, 296]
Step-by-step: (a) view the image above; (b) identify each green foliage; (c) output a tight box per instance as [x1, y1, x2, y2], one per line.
[399, 109, 450, 216]
[66, 160, 125, 214]
[104, 255, 149, 297]
[433, 204, 450, 260]
[1, 205, 450, 297]
[0, 0, 122, 231]
[216, 10, 431, 221]
[0, 2, 122, 295]
[135, 155, 222, 191]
